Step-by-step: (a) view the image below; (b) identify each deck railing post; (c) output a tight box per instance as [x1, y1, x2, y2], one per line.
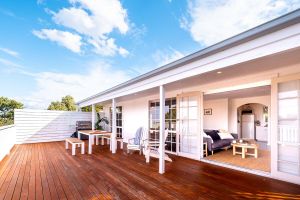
[159, 85, 165, 174]
[112, 98, 117, 154]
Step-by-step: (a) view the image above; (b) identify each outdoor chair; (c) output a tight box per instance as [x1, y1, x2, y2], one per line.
[143, 129, 172, 163]
[127, 127, 145, 154]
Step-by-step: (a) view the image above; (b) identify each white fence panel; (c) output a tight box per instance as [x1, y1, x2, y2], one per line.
[14, 109, 92, 144]
[0, 125, 16, 162]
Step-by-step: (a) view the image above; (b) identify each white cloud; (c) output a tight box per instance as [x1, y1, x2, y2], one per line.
[118, 47, 129, 57]
[33, 0, 130, 56]
[0, 47, 19, 58]
[21, 61, 131, 109]
[37, 0, 44, 5]
[130, 48, 184, 75]
[33, 29, 82, 53]
[88, 37, 129, 57]
[153, 48, 185, 66]
[0, 57, 23, 69]
[182, 0, 300, 46]
[53, 0, 129, 37]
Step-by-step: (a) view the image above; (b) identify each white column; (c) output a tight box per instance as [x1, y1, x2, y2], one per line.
[92, 104, 95, 131]
[111, 98, 117, 154]
[199, 92, 204, 160]
[159, 85, 165, 174]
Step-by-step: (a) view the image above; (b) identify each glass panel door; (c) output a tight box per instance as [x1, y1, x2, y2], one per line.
[149, 98, 177, 153]
[277, 79, 300, 175]
[272, 76, 300, 184]
[177, 93, 200, 159]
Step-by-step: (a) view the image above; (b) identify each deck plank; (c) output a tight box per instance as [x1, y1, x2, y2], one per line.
[0, 145, 24, 199]
[42, 143, 68, 200]
[19, 144, 33, 200]
[0, 141, 300, 200]
[11, 145, 30, 200]
[44, 142, 79, 200]
[5, 144, 29, 200]
[38, 143, 52, 200]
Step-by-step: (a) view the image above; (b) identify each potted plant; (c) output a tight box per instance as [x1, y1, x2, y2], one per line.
[95, 113, 109, 130]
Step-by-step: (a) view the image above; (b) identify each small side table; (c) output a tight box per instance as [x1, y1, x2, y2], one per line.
[203, 142, 208, 157]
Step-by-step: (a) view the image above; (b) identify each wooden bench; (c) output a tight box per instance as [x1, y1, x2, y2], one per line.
[100, 136, 123, 150]
[65, 138, 85, 155]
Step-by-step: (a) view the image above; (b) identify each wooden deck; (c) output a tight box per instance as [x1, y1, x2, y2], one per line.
[0, 142, 299, 200]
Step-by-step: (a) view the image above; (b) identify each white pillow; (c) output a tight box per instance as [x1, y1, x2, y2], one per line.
[217, 130, 234, 140]
[203, 132, 213, 143]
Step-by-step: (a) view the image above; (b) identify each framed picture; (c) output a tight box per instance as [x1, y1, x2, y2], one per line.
[204, 108, 212, 115]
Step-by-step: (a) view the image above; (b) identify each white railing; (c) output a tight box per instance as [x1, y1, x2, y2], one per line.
[0, 125, 16, 162]
[14, 109, 92, 144]
[278, 125, 299, 145]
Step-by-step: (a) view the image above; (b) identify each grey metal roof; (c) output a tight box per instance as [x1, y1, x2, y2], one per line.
[77, 8, 300, 105]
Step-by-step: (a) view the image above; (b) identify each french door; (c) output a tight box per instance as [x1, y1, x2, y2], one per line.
[271, 74, 300, 184]
[177, 92, 202, 160]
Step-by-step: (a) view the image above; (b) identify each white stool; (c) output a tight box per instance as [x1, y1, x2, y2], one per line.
[65, 138, 85, 155]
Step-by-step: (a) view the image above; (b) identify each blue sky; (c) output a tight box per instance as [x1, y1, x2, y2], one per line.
[0, 0, 299, 109]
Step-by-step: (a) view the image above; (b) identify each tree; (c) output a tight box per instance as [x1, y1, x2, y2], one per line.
[0, 96, 23, 126]
[81, 105, 103, 112]
[61, 95, 76, 111]
[47, 101, 67, 111]
[47, 95, 76, 111]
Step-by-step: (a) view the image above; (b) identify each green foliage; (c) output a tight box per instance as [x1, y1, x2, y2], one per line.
[81, 105, 103, 112]
[47, 101, 67, 111]
[47, 95, 76, 111]
[61, 95, 76, 111]
[0, 96, 23, 126]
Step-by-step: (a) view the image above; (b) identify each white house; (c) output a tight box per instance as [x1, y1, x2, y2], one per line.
[77, 9, 300, 185]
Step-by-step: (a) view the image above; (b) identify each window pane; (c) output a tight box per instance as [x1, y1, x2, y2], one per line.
[278, 99, 298, 120]
[189, 107, 198, 120]
[170, 109, 176, 120]
[180, 107, 188, 119]
[189, 96, 198, 107]
[180, 97, 188, 107]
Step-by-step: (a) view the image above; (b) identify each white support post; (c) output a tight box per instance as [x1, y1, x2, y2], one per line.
[159, 85, 165, 174]
[72, 144, 76, 156]
[199, 92, 204, 160]
[81, 143, 85, 154]
[92, 104, 95, 131]
[112, 98, 117, 154]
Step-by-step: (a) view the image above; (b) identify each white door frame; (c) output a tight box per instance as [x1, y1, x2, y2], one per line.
[271, 73, 300, 185]
[176, 92, 202, 160]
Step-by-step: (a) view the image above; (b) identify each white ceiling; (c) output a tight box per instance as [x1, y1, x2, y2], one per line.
[204, 85, 271, 100]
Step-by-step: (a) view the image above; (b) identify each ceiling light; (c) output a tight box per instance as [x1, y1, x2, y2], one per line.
[217, 71, 222, 74]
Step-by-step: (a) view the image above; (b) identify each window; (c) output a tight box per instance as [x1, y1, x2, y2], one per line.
[149, 97, 177, 153]
[110, 106, 123, 138]
[277, 79, 300, 176]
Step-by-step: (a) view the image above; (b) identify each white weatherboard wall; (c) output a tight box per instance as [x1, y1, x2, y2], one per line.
[14, 109, 92, 144]
[122, 98, 149, 142]
[203, 99, 229, 130]
[0, 125, 16, 162]
[103, 96, 150, 143]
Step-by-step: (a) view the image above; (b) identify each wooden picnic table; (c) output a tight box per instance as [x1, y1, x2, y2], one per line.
[78, 130, 111, 154]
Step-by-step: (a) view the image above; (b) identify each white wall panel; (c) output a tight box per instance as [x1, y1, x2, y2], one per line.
[0, 125, 15, 162]
[14, 109, 92, 144]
